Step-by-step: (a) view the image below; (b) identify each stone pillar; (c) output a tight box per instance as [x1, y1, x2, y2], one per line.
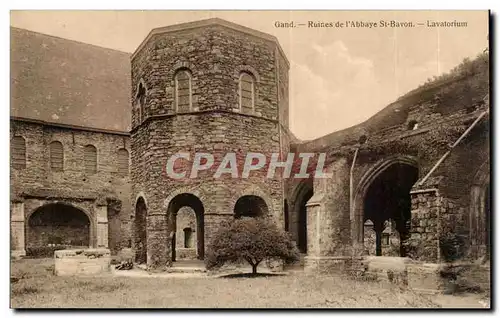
[95, 205, 109, 248]
[11, 202, 26, 258]
[203, 213, 232, 253]
[147, 213, 170, 269]
[304, 157, 352, 273]
[407, 189, 441, 262]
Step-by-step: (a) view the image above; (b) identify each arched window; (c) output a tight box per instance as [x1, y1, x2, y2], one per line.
[84, 145, 97, 174]
[11, 136, 26, 170]
[136, 81, 147, 122]
[117, 148, 129, 177]
[50, 141, 64, 172]
[239, 72, 255, 113]
[175, 69, 192, 113]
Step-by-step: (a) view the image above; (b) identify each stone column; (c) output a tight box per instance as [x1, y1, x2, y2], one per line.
[407, 189, 441, 262]
[95, 205, 109, 248]
[203, 212, 232, 254]
[304, 157, 352, 273]
[11, 202, 26, 258]
[147, 212, 170, 269]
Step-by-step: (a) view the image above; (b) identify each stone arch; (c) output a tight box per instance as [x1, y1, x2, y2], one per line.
[164, 187, 206, 261]
[231, 185, 275, 218]
[134, 192, 149, 210]
[234, 195, 269, 218]
[26, 202, 92, 251]
[163, 185, 207, 210]
[352, 155, 419, 255]
[25, 201, 94, 227]
[288, 179, 314, 253]
[172, 61, 198, 77]
[234, 65, 261, 83]
[354, 155, 419, 201]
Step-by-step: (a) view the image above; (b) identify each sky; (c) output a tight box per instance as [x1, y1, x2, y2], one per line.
[10, 10, 489, 140]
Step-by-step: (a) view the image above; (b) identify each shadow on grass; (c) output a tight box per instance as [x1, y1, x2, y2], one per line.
[219, 272, 287, 279]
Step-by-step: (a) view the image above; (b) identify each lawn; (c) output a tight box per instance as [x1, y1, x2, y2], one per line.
[10, 258, 486, 309]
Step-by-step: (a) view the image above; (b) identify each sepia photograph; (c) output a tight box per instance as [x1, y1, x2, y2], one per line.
[9, 9, 490, 309]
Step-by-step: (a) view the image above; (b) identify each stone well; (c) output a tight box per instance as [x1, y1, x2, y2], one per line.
[54, 248, 111, 276]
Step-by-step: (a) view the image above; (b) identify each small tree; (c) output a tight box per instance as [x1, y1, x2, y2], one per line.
[205, 217, 299, 274]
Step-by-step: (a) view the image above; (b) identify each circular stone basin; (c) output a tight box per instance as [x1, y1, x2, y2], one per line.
[54, 248, 111, 276]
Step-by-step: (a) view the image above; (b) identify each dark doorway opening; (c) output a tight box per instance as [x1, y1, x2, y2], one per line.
[297, 188, 313, 253]
[134, 197, 147, 264]
[363, 163, 418, 256]
[234, 195, 268, 218]
[167, 193, 205, 261]
[284, 199, 289, 232]
[27, 203, 90, 250]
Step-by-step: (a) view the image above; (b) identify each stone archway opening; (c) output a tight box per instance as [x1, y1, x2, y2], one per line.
[290, 182, 314, 254]
[362, 163, 418, 256]
[134, 197, 147, 264]
[234, 195, 269, 218]
[168, 193, 205, 261]
[297, 189, 313, 254]
[27, 203, 91, 251]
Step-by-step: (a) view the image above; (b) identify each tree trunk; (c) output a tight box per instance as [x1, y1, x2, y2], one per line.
[252, 264, 257, 274]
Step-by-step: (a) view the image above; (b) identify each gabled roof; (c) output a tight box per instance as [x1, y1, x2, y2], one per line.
[10, 27, 132, 132]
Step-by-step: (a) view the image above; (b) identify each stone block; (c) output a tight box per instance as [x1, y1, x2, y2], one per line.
[54, 248, 111, 276]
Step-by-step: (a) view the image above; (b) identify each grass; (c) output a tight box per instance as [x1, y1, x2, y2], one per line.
[9, 258, 483, 309]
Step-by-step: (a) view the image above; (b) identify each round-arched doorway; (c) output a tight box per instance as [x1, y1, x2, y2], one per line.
[27, 203, 91, 250]
[166, 193, 205, 261]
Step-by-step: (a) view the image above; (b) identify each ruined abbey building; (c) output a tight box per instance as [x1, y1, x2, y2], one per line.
[10, 18, 490, 273]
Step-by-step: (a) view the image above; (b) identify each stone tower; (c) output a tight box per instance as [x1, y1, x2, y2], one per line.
[130, 18, 290, 268]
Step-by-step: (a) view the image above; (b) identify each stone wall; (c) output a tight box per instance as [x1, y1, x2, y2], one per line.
[27, 225, 90, 248]
[304, 157, 352, 272]
[407, 188, 470, 263]
[10, 119, 132, 254]
[131, 24, 287, 127]
[131, 22, 288, 268]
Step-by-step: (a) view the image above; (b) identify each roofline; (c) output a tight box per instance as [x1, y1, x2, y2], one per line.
[10, 116, 130, 136]
[10, 26, 131, 56]
[131, 18, 289, 68]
